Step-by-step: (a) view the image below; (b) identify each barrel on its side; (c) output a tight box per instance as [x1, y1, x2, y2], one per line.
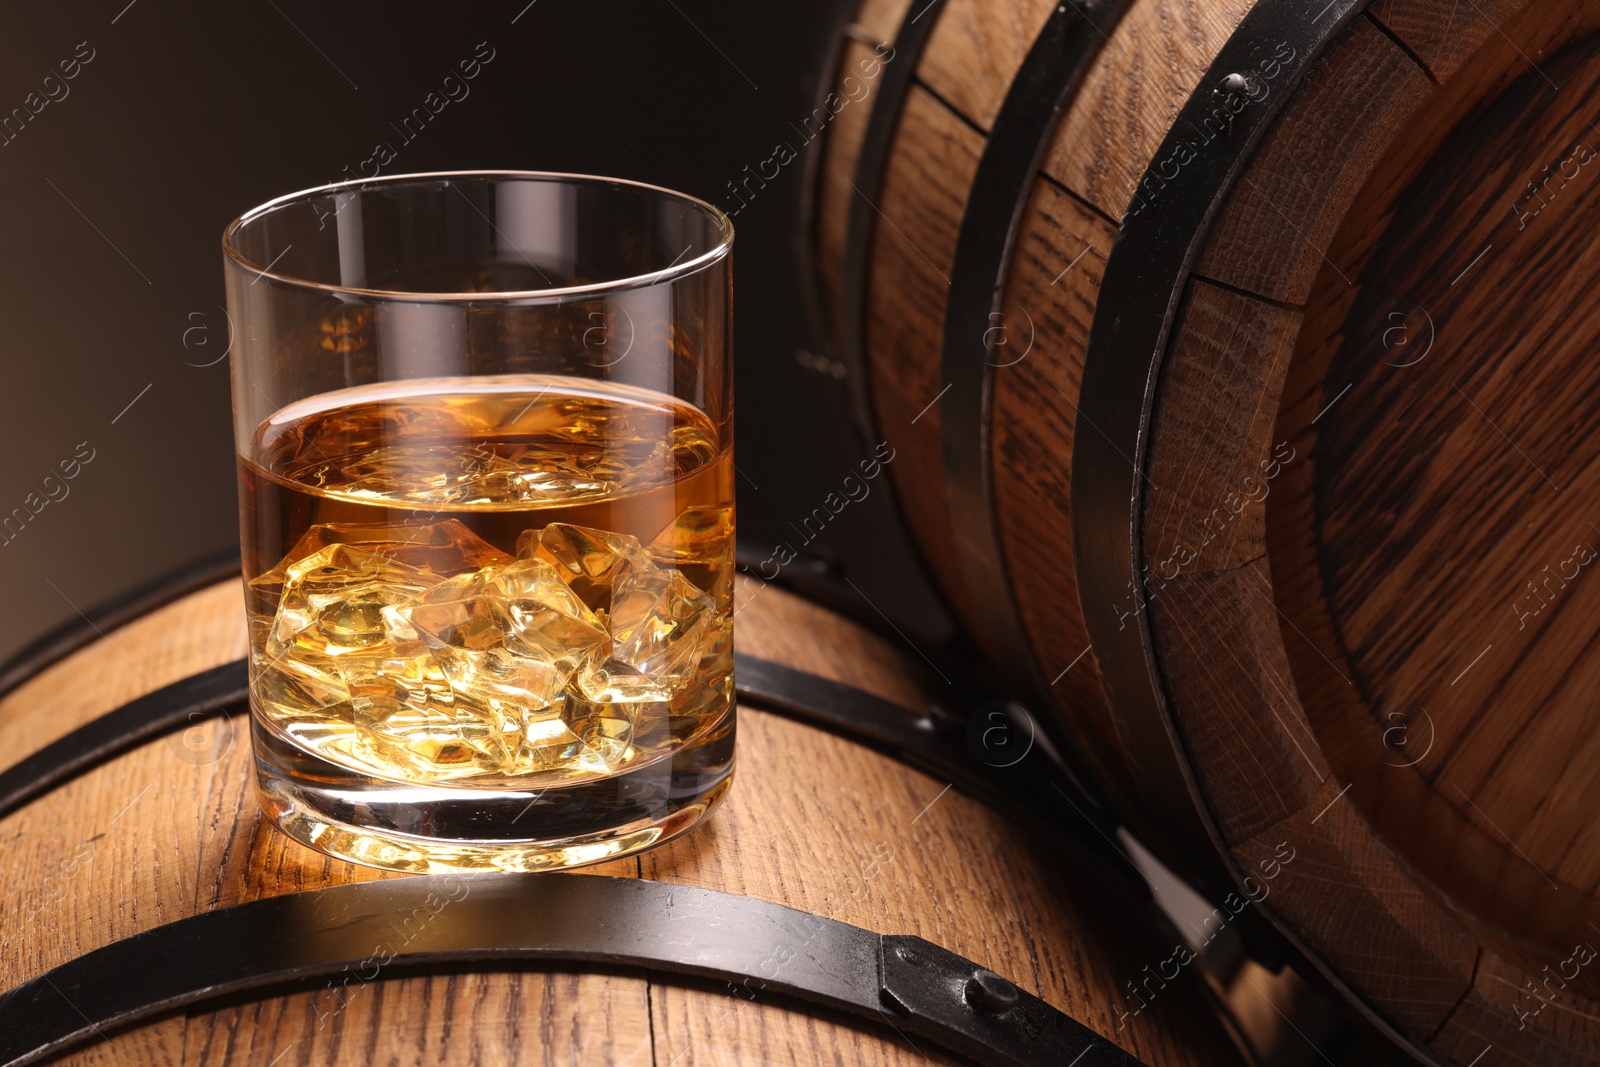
[813, 0, 1600, 1063]
[0, 564, 1240, 1066]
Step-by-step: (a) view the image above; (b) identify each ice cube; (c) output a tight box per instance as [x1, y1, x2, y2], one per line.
[349, 696, 521, 780]
[576, 564, 717, 702]
[514, 693, 630, 779]
[519, 522, 655, 612]
[401, 557, 609, 710]
[473, 450, 614, 501]
[663, 672, 732, 743]
[252, 648, 355, 722]
[266, 544, 440, 659]
[334, 435, 627, 506]
[248, 519, 509, 615]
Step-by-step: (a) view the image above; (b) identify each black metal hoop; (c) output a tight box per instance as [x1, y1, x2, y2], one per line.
[937, 0, 1131, 706]
[0, 874, 1144, 1067]
[1067, 3, 1447, 1065]
[1072, 0, 1371, 884]
[0, 651, 1135, 896]
[0, 546, 239, 701]
[0, 661, 244, 819]
[838, 0, 951, 440]
[795, 0, 883, 394]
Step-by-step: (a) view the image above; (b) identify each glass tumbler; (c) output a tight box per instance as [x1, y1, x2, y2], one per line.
[224, 172, 735, 873]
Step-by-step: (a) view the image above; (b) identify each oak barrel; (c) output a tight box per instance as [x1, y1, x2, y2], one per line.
[811, 0, 1600, 1063]
[0, 560, 1245, 1066]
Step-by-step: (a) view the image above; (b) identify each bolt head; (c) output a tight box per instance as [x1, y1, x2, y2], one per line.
[964, 969, 1021, 1014]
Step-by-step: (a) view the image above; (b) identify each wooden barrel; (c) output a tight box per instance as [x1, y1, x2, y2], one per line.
[811, 0, 1600, 1063]
[0, 560, 1245, 1066]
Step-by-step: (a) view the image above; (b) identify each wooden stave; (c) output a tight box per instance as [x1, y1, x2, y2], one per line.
[1125, 5, 1600, 1064]
[809, 0, 1600, 1063]
[0, 570, 1241, 1067]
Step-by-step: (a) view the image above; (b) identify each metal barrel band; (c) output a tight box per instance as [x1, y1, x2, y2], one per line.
[1075, 0, 1373, 848]
[1067, 2, 1447, 1064]
[838, 0, 950, 441]
[0, 660, 246, 820]
[1072, 0, 1381, 892]
[0, 653, 1137, 896]
[936, 0, 1131, 778]
[0, 546, 240, 702]
[794, 0, 880, 397]
[0, 874, 1145, 1067]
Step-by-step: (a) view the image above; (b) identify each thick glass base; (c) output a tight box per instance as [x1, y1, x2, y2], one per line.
[250, 709, 735, 874]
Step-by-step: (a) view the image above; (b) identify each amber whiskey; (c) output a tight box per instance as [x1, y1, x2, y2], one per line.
[240, 374, 735, 871]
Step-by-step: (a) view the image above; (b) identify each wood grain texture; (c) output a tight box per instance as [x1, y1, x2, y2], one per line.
[864, 85, 987, 637]
[1272, 0, 1600, 866]
[41, 972, 661, 1067]
[49, 1018, 187, 1067]
[988, 178, 1126, 804]
[1149, 559, 1328, 847]
[0, 578, 246, 757]
[1271, 322, 1600, 1047]
[1195, 18, 1434, 304]
[917, 0, 1055, 130]
[1369, 0, 1529, 80]
[1, 577, 1241, 1066]
[1042, 0, 1260, 220]
[1270, 2, 1600, 975]
[1143, 279, 1301, 576]
[1431, 951, 1600, 1067]
[646, 978, 968, 1067]
[1228, 781, 1479, 1039]
[1242, 4, 1600, 1061]
[814, 0, 1600, 1060]
[732, 574, 937, 712]
[1139, 280, 1324, 843]
[183, 972, 652, 1067]
[1141, 3, 1600, 1061]
[1308, 27, 1600, 895]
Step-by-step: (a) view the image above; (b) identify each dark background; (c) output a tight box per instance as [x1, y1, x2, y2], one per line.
[0, 0, 948, 661]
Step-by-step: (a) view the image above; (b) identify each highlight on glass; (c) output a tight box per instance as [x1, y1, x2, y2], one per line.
[224, 171, 735, 874]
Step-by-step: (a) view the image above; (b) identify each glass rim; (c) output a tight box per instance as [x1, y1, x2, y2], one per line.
[221, 169, 734, 303]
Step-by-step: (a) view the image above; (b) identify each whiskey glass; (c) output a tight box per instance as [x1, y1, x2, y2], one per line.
[224, 172, 735, 873]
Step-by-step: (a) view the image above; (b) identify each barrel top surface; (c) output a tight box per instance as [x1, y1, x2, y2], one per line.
[1308, 31, 1600, 892]
[0, 572, 1240, 1067]
[1264, 0, 1600, 988]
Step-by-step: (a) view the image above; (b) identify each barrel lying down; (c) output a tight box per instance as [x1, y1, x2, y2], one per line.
[812, 0, 1600, 1063]
[0, 559, 1242, 1066]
